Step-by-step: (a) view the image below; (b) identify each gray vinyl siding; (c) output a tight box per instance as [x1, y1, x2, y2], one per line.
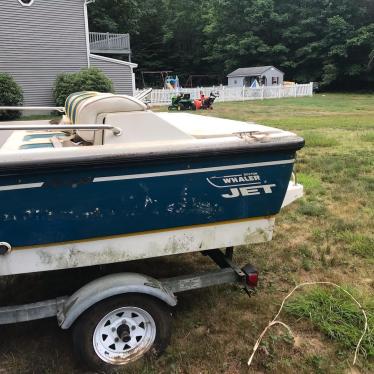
[262, 70, 284, 86]
[228, 69, 284, 87]
[90, 56, 134, 96]
[228, 77, 245, 87]
[0, 0, 88, 106]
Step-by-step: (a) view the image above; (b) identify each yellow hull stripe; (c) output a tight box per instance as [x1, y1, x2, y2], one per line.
[13, 215, 275, 251]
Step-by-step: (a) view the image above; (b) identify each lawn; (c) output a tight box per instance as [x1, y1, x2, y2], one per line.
[0, 93, 373, 373]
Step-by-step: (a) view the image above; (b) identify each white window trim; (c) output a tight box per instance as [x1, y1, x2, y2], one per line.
[18, 0, 35, 6]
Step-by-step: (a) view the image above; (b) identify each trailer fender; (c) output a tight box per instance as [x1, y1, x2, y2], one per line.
[58, 273, 177, 329]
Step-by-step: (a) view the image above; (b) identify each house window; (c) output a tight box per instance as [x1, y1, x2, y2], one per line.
[234, 80, 237, 84]
[272, 77, 279, 85]
[18, 0, 34, 6]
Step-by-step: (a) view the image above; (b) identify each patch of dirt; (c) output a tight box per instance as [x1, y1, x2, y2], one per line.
[346, 367, 361, 374]
[291, 334, 327, 354]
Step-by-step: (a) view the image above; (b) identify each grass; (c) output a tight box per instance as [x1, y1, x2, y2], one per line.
[300, 131, 339, 147]
[1, 93, 373, 373]
[285, 287, 374, 358]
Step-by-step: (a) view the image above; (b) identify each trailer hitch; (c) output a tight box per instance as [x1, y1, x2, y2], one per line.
[203, 248, 258, 295]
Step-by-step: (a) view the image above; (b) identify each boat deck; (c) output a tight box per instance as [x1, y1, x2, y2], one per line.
[0, 113, 299, 155]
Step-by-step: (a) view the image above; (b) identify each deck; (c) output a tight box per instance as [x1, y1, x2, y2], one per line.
[89, 32, 131, 56]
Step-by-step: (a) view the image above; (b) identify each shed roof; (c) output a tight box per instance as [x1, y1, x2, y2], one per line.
[227, 66, 283, 77]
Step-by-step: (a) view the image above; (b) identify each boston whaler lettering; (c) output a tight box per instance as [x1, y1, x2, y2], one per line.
[0, 92, 304, 370]
[207, 170, 277, 198]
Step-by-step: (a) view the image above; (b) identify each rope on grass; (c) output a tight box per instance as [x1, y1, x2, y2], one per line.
[247, 281, 368, 367]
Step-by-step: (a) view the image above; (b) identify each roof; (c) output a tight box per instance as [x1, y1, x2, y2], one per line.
[90, 54, 138, 68]
[227, 66, 283, 77]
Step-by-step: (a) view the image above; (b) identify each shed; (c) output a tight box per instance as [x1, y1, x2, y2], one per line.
[227, 66, 284, 87]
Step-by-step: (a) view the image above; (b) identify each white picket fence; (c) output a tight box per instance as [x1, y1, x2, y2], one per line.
[136, 83, 313, 106]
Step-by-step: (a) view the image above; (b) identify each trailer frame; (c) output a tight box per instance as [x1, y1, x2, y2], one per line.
[0, 248, 257, 326]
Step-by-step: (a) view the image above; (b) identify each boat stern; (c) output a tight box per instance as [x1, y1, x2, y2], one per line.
[281, 178, 304, 208]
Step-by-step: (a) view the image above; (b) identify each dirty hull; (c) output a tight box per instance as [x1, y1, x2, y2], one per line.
[0, 151, 294, 249]
[0, 217, 274, 276]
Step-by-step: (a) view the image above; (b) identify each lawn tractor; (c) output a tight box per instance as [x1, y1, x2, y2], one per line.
[194, 91, 219, 110]
[168, 93, 195, 111]
[168, 91, 220, 111]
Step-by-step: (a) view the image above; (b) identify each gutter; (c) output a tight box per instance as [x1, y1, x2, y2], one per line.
[90, 54, 138, 68]
[83, 0, 94, 67]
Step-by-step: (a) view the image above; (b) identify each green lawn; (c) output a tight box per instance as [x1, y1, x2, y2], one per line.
[1, 94, 373, 373]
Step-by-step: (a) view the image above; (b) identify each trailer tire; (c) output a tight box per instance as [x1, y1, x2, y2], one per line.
[72, 294, 172, 372]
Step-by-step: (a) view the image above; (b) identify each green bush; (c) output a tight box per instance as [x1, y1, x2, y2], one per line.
[53, 67, 114, 106]
[0, 73, 23, 121]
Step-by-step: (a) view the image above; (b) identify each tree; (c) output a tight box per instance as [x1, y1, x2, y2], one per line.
[89, 0, 374, 89]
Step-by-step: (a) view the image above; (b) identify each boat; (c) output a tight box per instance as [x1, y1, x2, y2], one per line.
[0, 92, 304, 276]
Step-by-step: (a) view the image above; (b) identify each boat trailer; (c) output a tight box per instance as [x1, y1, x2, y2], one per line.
[0, 249, 258, 370]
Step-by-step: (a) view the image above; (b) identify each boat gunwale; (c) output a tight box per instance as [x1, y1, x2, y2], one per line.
[0, 135, 304, 174]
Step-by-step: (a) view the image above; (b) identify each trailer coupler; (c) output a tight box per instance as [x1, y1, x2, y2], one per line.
[203, 248, 259, 295]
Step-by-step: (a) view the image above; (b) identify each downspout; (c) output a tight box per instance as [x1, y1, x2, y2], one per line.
[84, 0, 95, 68]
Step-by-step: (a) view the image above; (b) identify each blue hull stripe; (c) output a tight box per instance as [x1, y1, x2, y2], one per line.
[94, 159, 295, 183]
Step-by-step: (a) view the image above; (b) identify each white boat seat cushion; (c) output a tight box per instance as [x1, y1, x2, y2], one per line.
[63, 91, 148, 143]
[64, 91, 147, 125]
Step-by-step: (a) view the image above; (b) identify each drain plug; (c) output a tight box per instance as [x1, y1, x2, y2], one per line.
[0, 242, 11, 255]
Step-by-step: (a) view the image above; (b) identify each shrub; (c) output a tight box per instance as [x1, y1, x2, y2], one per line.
[53, 67, 114, 106]
[0, 73, 23, 121]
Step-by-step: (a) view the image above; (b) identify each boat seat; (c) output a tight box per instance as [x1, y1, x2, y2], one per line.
[63, 91, 148, 143]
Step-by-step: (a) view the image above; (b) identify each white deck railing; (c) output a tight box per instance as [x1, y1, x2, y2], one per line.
[136, 83, 313, 106]
[89, 32, 131, 52]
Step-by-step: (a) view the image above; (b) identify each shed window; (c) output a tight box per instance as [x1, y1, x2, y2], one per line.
[18, 0, 34, 6]
[272, 77, 279, 85]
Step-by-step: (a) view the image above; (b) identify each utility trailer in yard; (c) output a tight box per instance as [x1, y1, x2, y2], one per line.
[0, 249, 259, 371]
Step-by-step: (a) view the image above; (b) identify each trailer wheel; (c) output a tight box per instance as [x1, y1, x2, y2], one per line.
[72, 294, 172, 372]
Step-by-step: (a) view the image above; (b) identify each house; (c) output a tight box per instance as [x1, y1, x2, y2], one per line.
[227, 66, 284, 87]
[0, 0, 137, 106]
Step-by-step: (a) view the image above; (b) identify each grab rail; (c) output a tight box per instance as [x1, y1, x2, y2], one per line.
[0, 106, 65, 113]
[0, 124, 122, 136]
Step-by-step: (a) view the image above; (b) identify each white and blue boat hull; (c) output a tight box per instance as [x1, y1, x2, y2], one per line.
[0, 144, 302, 275]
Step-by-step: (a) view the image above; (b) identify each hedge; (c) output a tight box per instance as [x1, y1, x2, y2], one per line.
[0, 73, 23, 121]
[53, 67, 114, 107]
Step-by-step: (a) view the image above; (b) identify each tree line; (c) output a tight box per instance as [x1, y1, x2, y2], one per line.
[89, 0, 374, 89]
